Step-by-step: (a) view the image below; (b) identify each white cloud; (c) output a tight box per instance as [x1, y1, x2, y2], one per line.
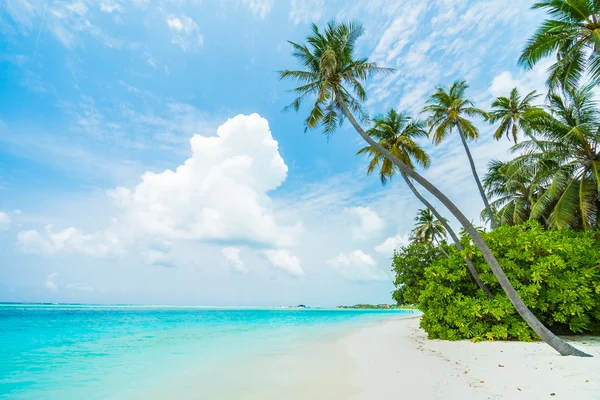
[264, 249, 303, 276]
[222, 247, 248, 274]
[370, 3, 427, 65]
[18, 114, 298, 264]
[44, 272, 58, 291]
[289, 0, 324, 24]
[353, 1, 537, 114]
[327, 250, 388, 281]
[489, 58, 553, 98]
[374, 234, 410, 255]
[2, 0, 122, 48]
[99, 1, 123, 13]
[346, 206, 384, 240]
[110, 113, 296, 247]
[166, 15, 204, 51]
[17, 226, 122, 258]
[0, 212, 11, 230]
[242, 0, 273, 19]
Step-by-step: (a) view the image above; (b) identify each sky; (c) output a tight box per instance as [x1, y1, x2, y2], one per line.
[0, 0, 552, 306]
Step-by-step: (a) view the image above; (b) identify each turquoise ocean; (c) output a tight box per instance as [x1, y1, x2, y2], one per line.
[0, 303, 412, 399]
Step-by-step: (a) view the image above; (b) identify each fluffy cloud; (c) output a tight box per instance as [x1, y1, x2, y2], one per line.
[289, 0, 324, 25]
[44, 272, 58, 291]
[489, 58, 554, 98]
[374, 234, 410, 255]
[17, 226, 122, 257]
[110, 113, 295, 247]
[327, 250, 388, 281]
[242, 0, 273, 19]
[222, 247, 248, 274]
[17, 114, 297, 265]
[166, 15, 204, 51]
[264, 249, 303, 276]
[346, 206, 384, 240]
[0, 212, 10, 230]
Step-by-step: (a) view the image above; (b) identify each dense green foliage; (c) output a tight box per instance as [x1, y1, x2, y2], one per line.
[416, 222, 600, 341]
[392, 242, 446, 305]
[519, 0, 600, 91]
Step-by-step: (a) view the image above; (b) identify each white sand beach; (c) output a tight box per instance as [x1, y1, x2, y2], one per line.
[343, 316, 600, 400]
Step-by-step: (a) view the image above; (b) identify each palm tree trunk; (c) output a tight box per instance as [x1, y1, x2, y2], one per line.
[456, 126, 499, 229]
[402, 172, 493, 299]
[433, 236, 450, 257]
[337, 95, 590, 357]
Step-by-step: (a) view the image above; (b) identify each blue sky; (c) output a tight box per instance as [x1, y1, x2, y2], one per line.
[0, 0, 549, 306]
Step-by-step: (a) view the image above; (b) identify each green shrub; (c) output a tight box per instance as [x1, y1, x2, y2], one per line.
[416, 222, 600, 341]
[392, 242, 445, 305]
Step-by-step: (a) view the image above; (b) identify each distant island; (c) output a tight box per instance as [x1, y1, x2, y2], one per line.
[336, 304, 418, 310]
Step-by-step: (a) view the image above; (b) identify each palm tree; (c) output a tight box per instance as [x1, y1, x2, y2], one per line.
[519, 0, 600, 91]
[280, 20, 590, 356]
[517, 83, 600, 230]
[488, 88, 542, 146]
[357, 109, 492, 297]
[423, 80, 498, 229]
[357, 109, 430, 185]
[411, 209, 448, 245]
[483, 159, 552, 226]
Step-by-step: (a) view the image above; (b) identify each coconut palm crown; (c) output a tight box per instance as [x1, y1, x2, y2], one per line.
[411, 208, 448, 245]
[279, 21, 392, 136]
[357, 109, 430, 185]
[488, 88, 541, 144]
[422, 80, 497, 228]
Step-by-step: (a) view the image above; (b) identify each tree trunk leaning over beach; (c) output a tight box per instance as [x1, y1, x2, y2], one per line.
[401, 171, 493, 299]
[337, 95, 590, 357]
[279, 20, 589, 357]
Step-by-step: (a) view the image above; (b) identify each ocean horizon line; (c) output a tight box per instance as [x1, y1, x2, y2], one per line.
[0, 301, 407, 310]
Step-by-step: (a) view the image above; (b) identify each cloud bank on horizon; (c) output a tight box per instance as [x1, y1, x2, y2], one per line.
[0, 0, 549, 305]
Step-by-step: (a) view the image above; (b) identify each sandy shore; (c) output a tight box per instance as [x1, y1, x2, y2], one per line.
[143, 315, 600, 399]
[343, 316, 600, 399]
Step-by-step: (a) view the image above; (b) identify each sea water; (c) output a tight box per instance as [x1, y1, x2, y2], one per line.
[0, 304, 412, 399]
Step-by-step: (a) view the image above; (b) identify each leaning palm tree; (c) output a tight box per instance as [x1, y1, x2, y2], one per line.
[488, 88, 542, 147]
[411, 209, 447, 245]
[423, 80, 498, 229]
[280, 20, 589, 356]
[357, 109, 430, 185]
[519, 0, 600, 91]
[358, 109, 492, 297]
[517, 83, 600, 230]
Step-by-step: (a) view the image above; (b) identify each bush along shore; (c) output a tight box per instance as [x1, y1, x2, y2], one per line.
[393, 222, 600, 342]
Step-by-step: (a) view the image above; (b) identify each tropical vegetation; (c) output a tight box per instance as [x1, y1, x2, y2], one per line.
[280, 0, 600, 357]
[519, 0, 600, 91]
[418, 222, 600, 341]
